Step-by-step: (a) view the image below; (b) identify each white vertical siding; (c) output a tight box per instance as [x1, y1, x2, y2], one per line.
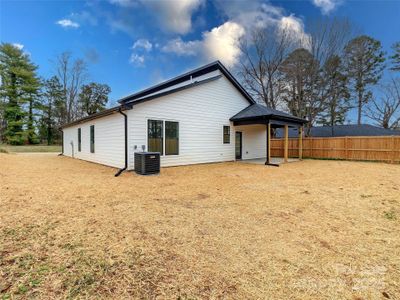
[234, 125, 267, 160]
[62, 113, 125, 168]
[127, 75, 251, 168]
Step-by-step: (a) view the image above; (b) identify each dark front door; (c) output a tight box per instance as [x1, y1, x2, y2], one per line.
[235, 132, 242, 160]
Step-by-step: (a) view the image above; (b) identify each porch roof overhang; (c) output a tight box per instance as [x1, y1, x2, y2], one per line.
[230, 104, 307, 127]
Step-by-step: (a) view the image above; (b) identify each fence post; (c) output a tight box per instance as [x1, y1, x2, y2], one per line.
[391, 136, 395, 164]
[345, 136, 348, 160]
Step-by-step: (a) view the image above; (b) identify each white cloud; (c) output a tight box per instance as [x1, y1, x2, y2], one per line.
[12, 43, 24, 50]
[312, 0, 341, 14]
[279, 14, 310, 48]
[202, 21, 245, 67]
[141, 0, 204, 34]
[280, 15, 304, 34]
[161, 0, 310, 68]
[106, 0, 309, 68]
[162, 38, 200, 56]
[129, 53, 145, 66]
[213, 0, 309, 47]
[70, 11, 98, 26]
[219, 2, 283, 32]
[162, 21, 245, 68]
[132, 39, 153, 52]
[56, 19, 80, 28]
[109, 0, 136, 7]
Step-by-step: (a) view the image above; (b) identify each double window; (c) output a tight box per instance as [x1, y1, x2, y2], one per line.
[78, 128, 81, 152]
[223, 126, 230, 144]
[148, 119, 179, 155]
[90, 125, 95, 153]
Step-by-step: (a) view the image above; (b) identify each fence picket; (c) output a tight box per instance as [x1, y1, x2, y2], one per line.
[271, 136, 400, 163]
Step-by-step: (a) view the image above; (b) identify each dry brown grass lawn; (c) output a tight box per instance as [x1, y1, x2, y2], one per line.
[0, 154, 399, 299]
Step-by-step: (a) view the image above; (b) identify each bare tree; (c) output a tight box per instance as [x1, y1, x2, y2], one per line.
[304, 17, 354, 131]
[366, 78, 400, 129]
[307, 17, 354, 67]
[55, 52, 88, 123]
[238, 25, 297, 109]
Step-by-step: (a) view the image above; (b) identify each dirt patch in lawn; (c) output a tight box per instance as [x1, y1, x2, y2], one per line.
[0, 154, 399, 299]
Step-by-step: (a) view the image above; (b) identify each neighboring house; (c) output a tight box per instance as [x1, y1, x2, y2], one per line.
[276, 124, 400, 138]
[61, 61, 306, 173]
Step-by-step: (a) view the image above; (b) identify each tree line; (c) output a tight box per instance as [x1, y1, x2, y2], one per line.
[1, 18, 400, 146]
[238, 18, 400, 133]
[0, 44, 111, 145]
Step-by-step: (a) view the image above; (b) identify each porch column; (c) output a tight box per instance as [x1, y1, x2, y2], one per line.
[265, 122, 271, 165]
[298, 125, 303, 160]
[284, 124, 289, 163]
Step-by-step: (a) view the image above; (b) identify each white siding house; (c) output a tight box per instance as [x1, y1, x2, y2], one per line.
[126, 75, 250, 168]
[62, 113, 125, 168]
[61, 61, 306, 172]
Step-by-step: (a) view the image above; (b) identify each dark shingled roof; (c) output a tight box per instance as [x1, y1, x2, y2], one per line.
[276, 124, 400, 138]
[230, 103, 307, 124]
[60, 106, 124, 129]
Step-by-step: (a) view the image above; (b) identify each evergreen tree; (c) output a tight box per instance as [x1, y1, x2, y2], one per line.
[279, 48, 321, 132]
[0, 43, 41, 144]
[390, 41, 400, 72]
[317, 55, 350, 134]
[39, 76, 64, 145]
[78, 82, 111, 116]
[344, 35, 385, 125]
[25, 72, 42, 144]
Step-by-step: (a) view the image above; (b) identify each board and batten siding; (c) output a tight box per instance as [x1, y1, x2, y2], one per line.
[127, 74, 251, 168]
[62, 113, 125, 168]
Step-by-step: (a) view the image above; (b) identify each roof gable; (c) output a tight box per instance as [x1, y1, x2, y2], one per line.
[119, 61, 255, 106]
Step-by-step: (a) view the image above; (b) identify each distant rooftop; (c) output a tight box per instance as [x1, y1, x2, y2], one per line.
[276, 124, 400, 138]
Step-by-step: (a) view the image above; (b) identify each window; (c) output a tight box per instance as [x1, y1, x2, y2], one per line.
[148, 120, 163, 154]
[165, 121, 179, 155]
[78, 128, 81, 152]
[223, 126, 230, 144]
[90, 125, 95, 153]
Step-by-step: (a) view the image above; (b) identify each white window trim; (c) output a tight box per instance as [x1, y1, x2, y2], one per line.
[146, 118, 180, 157]
[223, 124, 231, 144]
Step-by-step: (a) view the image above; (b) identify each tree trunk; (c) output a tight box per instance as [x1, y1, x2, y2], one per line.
[28, 98, 33, 143]
[357, 91, 362, 125]
[47, 104, 52, 145]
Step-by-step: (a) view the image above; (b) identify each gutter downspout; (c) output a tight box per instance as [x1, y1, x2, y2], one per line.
[58, 128, 64, 156]
[115, 107, 128, 177]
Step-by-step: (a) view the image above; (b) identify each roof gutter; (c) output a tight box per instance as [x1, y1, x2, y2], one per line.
[114, 107, 128, 177]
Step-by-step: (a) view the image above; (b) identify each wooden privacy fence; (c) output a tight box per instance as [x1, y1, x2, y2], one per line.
[271, 136, 400, 163]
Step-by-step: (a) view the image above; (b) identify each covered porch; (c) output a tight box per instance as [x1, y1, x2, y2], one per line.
[230, 104, 308, 166]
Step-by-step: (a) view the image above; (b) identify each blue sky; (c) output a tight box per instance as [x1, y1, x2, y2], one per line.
[1, 0, 399, 121]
